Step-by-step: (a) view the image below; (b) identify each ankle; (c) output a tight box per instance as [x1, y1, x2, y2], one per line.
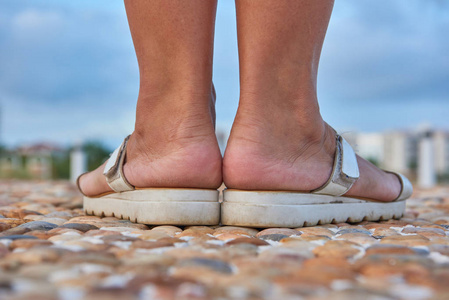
[134, 90, 216, 145]
[231, 95, 327, 147]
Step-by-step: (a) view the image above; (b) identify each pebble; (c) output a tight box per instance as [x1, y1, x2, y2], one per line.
[0, 234, 38, 240]
[337, 228, 371, 235]
[214, 226, 259, 237]
[177, 257, 233, 274]
[61, 223, 99, 232]
[313, 240, 361, 259]
[365, 244, 421, 256]
[258, 234, 289, 242]
[139, 230, 171, 241]
[151, 225, 183, 237]
[9, 239, 53, 250]
[380, 235, 431, 246]
[296, 227, 335, 238]
[336, 233, 377, 245]
[256, 228, 300, 237]
[17, 221, 59, 231]
[177, 226, 215, 237]
[226, 237, 270, 246]
[130, 240, 175, 250]
[401, 227, 447, 238]
[371, 228, 400, 238]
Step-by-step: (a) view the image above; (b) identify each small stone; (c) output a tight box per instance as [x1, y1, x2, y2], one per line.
[337, 228, 371, 235]
[177, 257, 233, 274]
[258, 234, 289, 242]
[5, 247, 65, 264]
[0, 235, 38, 240]
[60, 251, 119, 266]
[380, 235, 431, 246]
[213, 226, 259, 237]
[226, 237, 270, 246]
[401, 227, 447, 238]
[280, 237, 317, 249]
[44, 211, 73, 218]
[48, 233, 82, 243]
[256, 228, 300, 237]
[131, 240, 174, 250]
[151, 225, 183, 237]
[26, 230, 55, 240]
[363, 223, 397, 230]
[336, 233, 376, 245]
[296, 227, 335, 238]
[259, 246, 313, 261]
[177, 226, 215, 237]
[299, 235, 331, 243]
[66, 216, 102, 224]
[139, 230, 170, 241]
[23, 215, 45, 222]
[365, 244, 420, 256]
[47, 227, 83, 235]
[17, 221, 59, 231]
[371, 228, 400, 238]
[102, 234, 139, 243]
[0, 223, 11, 232]
[313, 240, 361, 259]
[428, 244, 449, 256]
[61, 223, 99, 232]
[39, 218, 67, 226]
[0, 218, 25, 227]
[84, 229, 121, 237]
[215, 233, 246, 241]
[9, 239, 53, 250]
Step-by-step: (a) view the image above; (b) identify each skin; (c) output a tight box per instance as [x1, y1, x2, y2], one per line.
[79, 0, 401, 202]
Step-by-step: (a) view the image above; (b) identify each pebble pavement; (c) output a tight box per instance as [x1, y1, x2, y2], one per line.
[0, 180, 449, 300]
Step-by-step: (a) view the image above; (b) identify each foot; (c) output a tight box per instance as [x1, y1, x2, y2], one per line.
[223, 107, 402, 202]
[78, 90, 222, 197]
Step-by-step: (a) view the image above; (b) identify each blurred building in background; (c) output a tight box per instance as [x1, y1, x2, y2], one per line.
[0, 143, 62, 179]
[342, 128, 449, 183]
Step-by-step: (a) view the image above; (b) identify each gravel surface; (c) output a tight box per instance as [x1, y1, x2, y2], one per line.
[0, 180, 448, 300]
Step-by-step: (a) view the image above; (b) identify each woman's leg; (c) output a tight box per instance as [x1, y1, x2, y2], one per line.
[79, 0, 222, 196]
[224, 0, 401, 201]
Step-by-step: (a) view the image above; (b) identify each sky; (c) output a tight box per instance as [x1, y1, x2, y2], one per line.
[0, 0, 448, 149]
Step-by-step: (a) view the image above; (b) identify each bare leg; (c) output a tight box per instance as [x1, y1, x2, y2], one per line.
[79, 0, 222, 196]
[224, 0, 401, 201]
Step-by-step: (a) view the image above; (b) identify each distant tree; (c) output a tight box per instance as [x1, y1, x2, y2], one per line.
[83, 142, 111, 172]
[367, 157, 379, 167]
[52, 151, 70, 179]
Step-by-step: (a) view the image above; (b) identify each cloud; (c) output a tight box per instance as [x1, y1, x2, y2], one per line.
[319, 0, 449, 104]
[0, 0, 448, 147]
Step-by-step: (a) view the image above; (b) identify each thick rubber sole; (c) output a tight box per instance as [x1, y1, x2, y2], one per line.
[84, 188, 220, 226]
[222, 189, 406, 228]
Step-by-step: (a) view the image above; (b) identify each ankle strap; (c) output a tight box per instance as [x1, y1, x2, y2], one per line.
[312, 134, 360, 196]
[103, 135, 135, 193]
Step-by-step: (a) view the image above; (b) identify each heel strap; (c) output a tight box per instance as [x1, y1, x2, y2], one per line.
[103, 135, 134, 193]
[312, 134, 360, 196]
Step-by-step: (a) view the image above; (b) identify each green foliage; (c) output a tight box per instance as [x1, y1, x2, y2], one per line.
[408, 159, 418, 171]
[367, 157, 379, 167]
[83, 141, 111, 172]
[52, 152, 70, 179]
[438, 172, 449, 184]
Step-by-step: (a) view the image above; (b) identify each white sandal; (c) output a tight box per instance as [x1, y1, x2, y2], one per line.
[78, 135, 220, 225]
[221, 133, 413, 228]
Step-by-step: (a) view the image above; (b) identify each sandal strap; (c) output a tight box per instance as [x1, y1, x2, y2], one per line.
[386, 171, 413, 201]
[103, 135, 135, 193]
[312, 134, 360, 196]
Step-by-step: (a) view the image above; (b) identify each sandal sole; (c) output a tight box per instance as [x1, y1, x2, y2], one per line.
[84, 188, 220, 225]
[221, 189, 405, 228]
